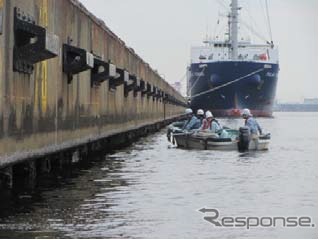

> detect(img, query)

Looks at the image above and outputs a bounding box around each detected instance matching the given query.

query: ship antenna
[265,0,274,47]
[205,23,209,43]
[230,0,239,60]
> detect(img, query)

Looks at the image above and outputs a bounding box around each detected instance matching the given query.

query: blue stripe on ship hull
[189,61,279,117]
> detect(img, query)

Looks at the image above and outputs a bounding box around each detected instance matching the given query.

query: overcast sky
[80,0,317,102]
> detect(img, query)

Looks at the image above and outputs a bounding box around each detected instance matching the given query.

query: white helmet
[197,109,204,116]
[205,110,213,118]
[242,108,252,117]
[185,108,193,114]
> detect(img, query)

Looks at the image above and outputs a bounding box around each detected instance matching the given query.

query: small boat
[167,121,186,143]
[170,128,271,152]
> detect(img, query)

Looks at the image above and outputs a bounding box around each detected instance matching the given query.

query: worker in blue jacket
[183,108,201,131]
[193,109,205,129]
[242,108,262,136]
[242,108,263,149]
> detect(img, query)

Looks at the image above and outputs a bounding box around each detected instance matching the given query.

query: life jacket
[202,118,220,130]
[201,119,209,130]
[209,119,220,130]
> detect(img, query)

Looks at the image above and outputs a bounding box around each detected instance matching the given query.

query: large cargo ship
[188,0,279,117]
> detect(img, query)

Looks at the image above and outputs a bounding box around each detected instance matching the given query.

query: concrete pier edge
[0,114,185,170]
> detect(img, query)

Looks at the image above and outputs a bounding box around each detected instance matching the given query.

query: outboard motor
[167,128,172,142]
[238,127,250,152]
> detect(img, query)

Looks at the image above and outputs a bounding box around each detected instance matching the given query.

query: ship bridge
[190,40,279,64]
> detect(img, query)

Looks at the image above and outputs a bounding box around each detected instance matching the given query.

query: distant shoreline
[274,110,318,112]
[274,104,318,112]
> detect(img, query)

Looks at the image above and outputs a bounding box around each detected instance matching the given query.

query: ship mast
[230,0,239,60]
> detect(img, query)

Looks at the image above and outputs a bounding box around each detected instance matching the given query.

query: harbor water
[0,112,318,238]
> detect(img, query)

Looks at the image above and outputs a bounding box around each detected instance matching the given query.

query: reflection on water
[0,113,318,238]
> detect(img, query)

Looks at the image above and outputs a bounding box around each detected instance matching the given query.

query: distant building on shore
[274,98,318,112]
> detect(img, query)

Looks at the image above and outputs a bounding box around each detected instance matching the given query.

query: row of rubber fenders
[12,7,187,107]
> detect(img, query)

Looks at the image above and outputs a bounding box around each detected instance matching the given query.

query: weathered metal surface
[0,0,186,168]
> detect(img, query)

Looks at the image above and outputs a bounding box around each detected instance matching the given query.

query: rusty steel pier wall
[0,0,186,171]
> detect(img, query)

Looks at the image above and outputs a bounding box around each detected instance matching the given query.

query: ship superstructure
[188,0,279,117]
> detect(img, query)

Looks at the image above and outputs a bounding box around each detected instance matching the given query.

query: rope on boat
[190,68,265,99]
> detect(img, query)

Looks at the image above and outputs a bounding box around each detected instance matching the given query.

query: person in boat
[242,108,262,136]
[199,111,230,138]
[242,108,263,148]
[196,109,205,127]
[200,111,222,132]
[182,108,201,131]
